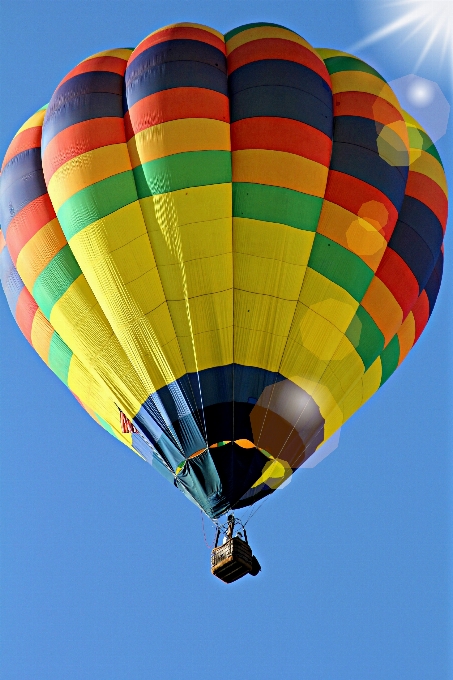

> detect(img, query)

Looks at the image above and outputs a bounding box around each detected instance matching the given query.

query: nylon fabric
[0,22,447,520]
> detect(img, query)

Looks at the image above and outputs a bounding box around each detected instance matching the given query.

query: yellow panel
[49,275,150,410]
[329,71,401,109]
[234,289,295,370]
[234,289,296,336]
[280,304,363,396]
[30,308,54,363]
[233,218,315,265]
[226,26,314,55]
[299,268,358,332]
[361,276,403,347]
[361,357,382,404]
[141,184,231,232]
[408,150,448,196]
[149,218,232,267]
[48,144,132,210]
[316,364,351,408]
[128,119,230,167]
[139,182,233,386]
[89,201,151,253]
[142,301,179,346]
[109,233,159,285]
[279,336,329,384]
[167,290,233,337]
[156,253,232,301]
[317,200,387,271]
[340,378,364,422]
[177,327,233,373]
[296,305,346,362]
[234,252,305,299]
[234,328,287,373]
[329,339,365,389]
[232,149,328,197]
[66,356,136,451]
[16,218,66,290]
[69,206,186,391]
[397,312,415,364]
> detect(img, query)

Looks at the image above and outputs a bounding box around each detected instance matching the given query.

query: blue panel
[230,85,333,137]
[330,141,408,210]
[47,72,124,122]
[125,61,228,110]
[397,195,443,259]
[0,150,47,235]
[42,93,123,150]
[125,39,227,88]
[333,116,408,165]
[0,147,42,193]
[0,247,24,316]
[228,59,332,107]
[425,251,443,315]
[388,221,435,292]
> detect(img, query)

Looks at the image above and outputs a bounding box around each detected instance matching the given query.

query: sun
[351,0,453,75]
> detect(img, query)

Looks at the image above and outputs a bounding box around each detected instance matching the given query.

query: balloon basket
[211,536,254,583]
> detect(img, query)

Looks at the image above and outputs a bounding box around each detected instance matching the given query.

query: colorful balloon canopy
[0,22,447,519]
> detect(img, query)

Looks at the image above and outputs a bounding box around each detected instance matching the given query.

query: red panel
[0,230,6,255]
[333,91,404,126]
[231,117,332,166]
[6,194,57,264]
[376,247,419,319]
[411,290,430,343]
[42,117,126,182]
[2,126,42,171]
[15,287,38,344]
[57,56,129,88]
[125,87,230,140]
[405,171,448,232]
[325,170,398,240]
[129,27,226,65]
[227,38,330,84]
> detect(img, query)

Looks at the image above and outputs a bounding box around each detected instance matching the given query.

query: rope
[200,511,216,550]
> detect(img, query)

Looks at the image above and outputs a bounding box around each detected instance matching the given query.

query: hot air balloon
[0,22,447,582]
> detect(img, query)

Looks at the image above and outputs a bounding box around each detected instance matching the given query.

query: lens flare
[351,0,453,77]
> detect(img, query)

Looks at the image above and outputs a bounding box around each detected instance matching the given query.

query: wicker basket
[211,537,253,583]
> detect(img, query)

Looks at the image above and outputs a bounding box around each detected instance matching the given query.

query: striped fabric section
[0,231,131,444]
[42,40,207,460]
[226,25,333,386]
[0,104,168,463]
[125,23,232,453]
[273,50,404,441]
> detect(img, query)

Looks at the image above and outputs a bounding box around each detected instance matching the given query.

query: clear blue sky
[0,1,451,678]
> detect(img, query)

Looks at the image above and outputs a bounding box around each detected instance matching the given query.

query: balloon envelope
[0,23,447,518]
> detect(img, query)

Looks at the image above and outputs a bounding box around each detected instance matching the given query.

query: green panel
[407,128,443,166]
[224,22,289,41]
[323,56,386,82]
[308,235,374,301]
[58,171,138,240]
[48,332,73,385]
[379,334,400,385]
[346,305,385,370]
[32,244,82,319]
[134,151,232,198]
[233,183,323,231]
